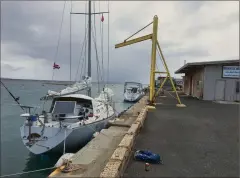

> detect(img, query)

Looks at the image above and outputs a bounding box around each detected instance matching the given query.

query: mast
[88,0,91,96]
[71,0,109,97]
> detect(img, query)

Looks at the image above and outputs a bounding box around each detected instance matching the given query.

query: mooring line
[0,167,56,178]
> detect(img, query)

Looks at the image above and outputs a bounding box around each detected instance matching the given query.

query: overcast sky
[1,1,239,83]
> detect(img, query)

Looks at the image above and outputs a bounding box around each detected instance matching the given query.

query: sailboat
[19,1,115,155]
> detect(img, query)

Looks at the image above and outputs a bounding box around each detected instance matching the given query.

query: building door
[191,78,194,96]
[215,80,225,101]
[189,76,193,95]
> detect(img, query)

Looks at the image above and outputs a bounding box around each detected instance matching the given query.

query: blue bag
[134,150,162,164]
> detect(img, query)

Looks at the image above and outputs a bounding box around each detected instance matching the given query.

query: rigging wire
[70,0,72,81]
[93,1,101,93]
[106,0,110,119]
[99,0,105,86]
[79,1,88,80]
[77,29,88,81]
[101,16,104,86]
[84,1,87,76]
[98,0,102,82]
[52,1,67,80]
[92,28,101,93]
[75,10,88,82]
[107,0,110,86]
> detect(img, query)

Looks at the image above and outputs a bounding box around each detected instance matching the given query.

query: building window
[236,81,240,93]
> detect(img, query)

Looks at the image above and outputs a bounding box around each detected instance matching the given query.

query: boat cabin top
[48,94,105,120]
[124,82,143,93]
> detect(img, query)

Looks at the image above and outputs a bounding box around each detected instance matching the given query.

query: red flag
[101,15,104,22]
[53,62,60,69]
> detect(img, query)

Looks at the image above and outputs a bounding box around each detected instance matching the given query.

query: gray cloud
[184,11,239,37]
[1,1,239,83]
[2,64,24,71]
[165,48,210,58]
[177,1,205,13]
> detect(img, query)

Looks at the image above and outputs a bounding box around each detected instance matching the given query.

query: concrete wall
[203,65,240,101]
[183,68,204,99]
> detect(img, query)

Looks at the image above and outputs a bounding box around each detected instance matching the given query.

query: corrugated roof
[175,59,240,74]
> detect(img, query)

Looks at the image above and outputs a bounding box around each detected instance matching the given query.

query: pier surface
[124,93,239,177]
[49,96,148,177]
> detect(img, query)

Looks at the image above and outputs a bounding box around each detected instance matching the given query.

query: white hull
[123,82,144,102]
[124,92,144,102]
[20,114,115,155]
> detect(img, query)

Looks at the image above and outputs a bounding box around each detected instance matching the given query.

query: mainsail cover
[95,87,114,102]
[41,76,92,100]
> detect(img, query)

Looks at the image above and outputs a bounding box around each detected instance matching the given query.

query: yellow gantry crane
[115,15,186,109]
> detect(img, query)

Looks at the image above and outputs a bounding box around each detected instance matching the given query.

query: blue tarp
[134,150,162,164]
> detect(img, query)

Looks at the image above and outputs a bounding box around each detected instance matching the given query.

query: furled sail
[95,87,114,102]
[40,76,92,100]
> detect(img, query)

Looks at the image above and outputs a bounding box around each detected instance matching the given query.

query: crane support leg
[149,15,158,106]
[114,15,185,108]
[154,75,168,99]
[156,41,184,106]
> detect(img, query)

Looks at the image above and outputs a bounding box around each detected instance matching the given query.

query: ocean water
[0,79,133,177]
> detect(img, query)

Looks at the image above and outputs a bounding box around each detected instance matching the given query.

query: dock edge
[100,106,148,178]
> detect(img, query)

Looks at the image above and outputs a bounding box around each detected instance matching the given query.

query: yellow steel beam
[154,71,167,74]
[115,34,152,49]
[154,75,169,101]
[156,41,182,105]
[149,15,158,104]
[124,21,153,42]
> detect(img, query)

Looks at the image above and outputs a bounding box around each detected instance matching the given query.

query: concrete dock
[49,96,148,177]
[49,92,239,177]
[124,92,239,177]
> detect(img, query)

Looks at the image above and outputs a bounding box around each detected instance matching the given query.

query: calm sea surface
[0,79,134,177]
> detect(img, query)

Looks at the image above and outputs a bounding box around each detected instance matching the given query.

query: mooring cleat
[146,105,156,110]
[176,104,186,107]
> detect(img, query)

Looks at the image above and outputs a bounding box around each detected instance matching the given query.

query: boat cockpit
[49,96,93,122]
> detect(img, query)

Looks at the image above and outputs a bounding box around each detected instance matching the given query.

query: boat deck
[123,93,239,177]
